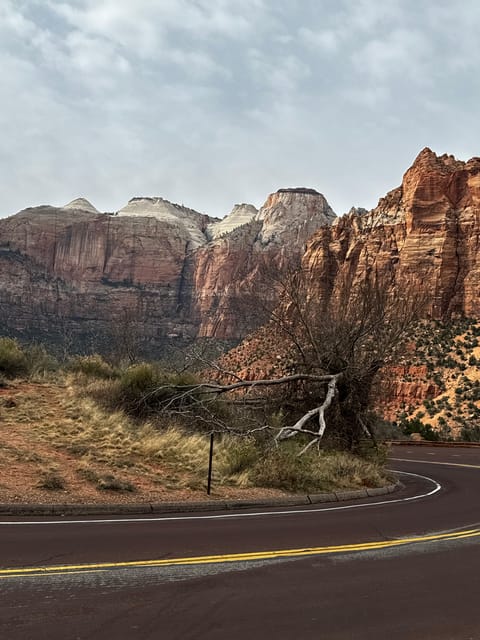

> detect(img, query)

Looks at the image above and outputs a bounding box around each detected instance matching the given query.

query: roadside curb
[0,481,402,517]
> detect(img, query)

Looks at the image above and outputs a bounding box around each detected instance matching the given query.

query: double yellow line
[1,527,479,580]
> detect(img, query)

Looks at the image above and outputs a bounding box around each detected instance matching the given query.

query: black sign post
[207,432,214,495]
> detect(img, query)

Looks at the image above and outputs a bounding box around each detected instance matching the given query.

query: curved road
[1,445,480,639]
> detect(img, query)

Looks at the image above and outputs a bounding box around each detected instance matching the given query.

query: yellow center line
[0,569,106,580]
[1,528,479,578]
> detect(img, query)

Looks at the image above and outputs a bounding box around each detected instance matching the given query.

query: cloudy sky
[1,0,480,219]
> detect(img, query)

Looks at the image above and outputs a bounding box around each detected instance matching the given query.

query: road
[1,445,479,639]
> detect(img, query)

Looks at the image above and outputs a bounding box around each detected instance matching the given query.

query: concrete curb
[0,481,402,517]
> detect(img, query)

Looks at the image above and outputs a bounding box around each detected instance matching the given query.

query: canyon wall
[1,148,479,359]
[0,190,335,350]
[303,148,480,317]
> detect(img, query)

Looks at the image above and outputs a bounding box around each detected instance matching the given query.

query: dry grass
[0,380,285,503]
[0,378,389,504]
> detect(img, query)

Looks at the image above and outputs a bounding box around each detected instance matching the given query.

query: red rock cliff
[304,148,480,318]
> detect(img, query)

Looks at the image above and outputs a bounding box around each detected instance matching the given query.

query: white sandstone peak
[63,198,100,214]
[207,203,258,240]
[117,197,209,249]
[255,188,336,245]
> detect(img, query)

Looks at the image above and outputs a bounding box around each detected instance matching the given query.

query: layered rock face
[304,148,480,318]
[214,149,480,423]
[0,189,335,348]
[192,188,336,337]
[0,205,202,345]
[256,188,335,246]
[206,204,258,240]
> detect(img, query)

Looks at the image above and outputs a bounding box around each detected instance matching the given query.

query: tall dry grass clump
[0,338,58,380]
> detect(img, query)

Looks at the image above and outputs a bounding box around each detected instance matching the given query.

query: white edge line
[0,470,441,527]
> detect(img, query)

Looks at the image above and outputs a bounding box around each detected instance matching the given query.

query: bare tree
[147,267,423,453]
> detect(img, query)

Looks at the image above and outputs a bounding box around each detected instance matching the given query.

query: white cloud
[0,0,480,220]
[299,28,340,53]
[352,28,432,82]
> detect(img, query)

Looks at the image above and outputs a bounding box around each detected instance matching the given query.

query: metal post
[207,432,214,495]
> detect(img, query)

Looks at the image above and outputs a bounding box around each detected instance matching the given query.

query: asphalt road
[1,445,480,639]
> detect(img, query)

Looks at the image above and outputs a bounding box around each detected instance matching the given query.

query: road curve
[1,444,480,639]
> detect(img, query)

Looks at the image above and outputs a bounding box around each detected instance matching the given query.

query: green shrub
[253,445,320,492]
[114,364,185,416]
[69,354,117,379]
[24,344,58,377]
[400,417,440,441]
[88,363,234,429]
[460,425,480,442]
[0,338,28,378]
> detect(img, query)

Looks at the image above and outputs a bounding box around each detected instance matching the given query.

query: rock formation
[0,189,335,351]
[304,148,480,318]
[206,204,258,240]
[1,148,480,362]
[191,188,336,337]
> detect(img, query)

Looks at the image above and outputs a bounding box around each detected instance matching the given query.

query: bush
[37,471,66,491]
[97,474,135,492]
[0,338,28,378]
[23,344,58,377]
[112,364,198,417]
[217,436,259,477]
[460,425,480,442]
[88,363,232,428]
[0,339,58,379]
[69,354,117,379]
[400,417,440,441]
[252,443,387,493]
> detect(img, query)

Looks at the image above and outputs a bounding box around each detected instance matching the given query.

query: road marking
[1,527,478,579]
[0,471,440,527]
[391,458,480,470]
[0,569,106,580]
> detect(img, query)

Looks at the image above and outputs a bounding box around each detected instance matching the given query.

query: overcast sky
[1,0,480,219]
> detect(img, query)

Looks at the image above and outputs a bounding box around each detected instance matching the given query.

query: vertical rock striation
[0,189,336,347]
[304,148,480,318]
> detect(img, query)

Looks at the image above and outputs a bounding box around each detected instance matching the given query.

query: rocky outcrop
[191,189,336,337]
[63,198,100,214]
[206,204,258,240]
[304,148,480,318]
[378,365,441,421]
[256,188,336,246]
[215,150,480,423]
[116,197,216,250]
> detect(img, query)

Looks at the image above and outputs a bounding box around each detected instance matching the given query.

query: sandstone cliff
[191,188,336,337]
[0,189,335,350]
[213,149,480,426]
[2,148,480,361]
[304,148,480,318]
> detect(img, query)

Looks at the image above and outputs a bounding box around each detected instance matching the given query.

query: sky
[1,0,480,219]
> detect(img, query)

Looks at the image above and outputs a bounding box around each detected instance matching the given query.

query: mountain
[303,148,480,318]
[1,147,479,362]
[0,189,335,352]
